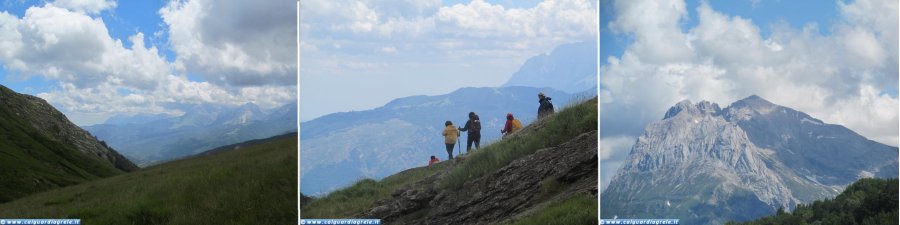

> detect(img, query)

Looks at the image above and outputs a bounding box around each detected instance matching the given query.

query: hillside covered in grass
[302,97,598,225]
[0,133,298,224]
[0,84,138,203]
[728,178,898,225]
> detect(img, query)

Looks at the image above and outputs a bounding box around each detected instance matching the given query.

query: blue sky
[0,0,297,125]
[300,0,599,122]
[599,0,899,191]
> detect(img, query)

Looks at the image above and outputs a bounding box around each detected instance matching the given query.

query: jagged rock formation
[601,95,898,225]
[363,130,598,225]
[0,84,137,202]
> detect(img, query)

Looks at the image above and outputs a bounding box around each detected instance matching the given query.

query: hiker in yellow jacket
[442,121,460,159]
[501,113,522,138]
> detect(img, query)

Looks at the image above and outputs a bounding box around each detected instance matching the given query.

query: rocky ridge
[0,85,137,171]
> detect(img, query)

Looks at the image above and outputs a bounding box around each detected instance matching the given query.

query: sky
[299,0,599,122]
[0,0,297,125]
[600,0,899,191]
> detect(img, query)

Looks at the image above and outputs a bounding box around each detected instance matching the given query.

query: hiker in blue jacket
[538,92,554,119]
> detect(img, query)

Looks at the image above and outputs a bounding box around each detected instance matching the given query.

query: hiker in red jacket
[428,155,440,166]
[501,113,522,138]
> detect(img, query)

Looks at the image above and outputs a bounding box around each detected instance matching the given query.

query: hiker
[442,121,460,159]
[458,112,481,152]
[429,155,440,166]
[500,113,523,137]
[537,92,555,119]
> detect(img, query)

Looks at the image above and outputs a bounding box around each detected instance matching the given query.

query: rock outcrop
[365,130,598,225]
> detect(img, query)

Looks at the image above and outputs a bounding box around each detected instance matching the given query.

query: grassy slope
[301,163,451,218]
[507,193,598,225]
[0,134,298,224]
[302,97,597,223]
[0,87,123,202]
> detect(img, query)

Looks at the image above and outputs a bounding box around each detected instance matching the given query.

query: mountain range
[301,40,598,196]
[503,41,598,93]
[601,95,898,225]
[0,84,137,202]
[83,101,297,166]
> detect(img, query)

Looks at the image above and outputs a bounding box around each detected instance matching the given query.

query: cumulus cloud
[599,135,634,191]
[608,0,691,64]
[300,0,598,73]
[601,0,899,187]
[0,2,297,125]
[0,5,162,90]
[161,0,297,87]
[52,0,116,14]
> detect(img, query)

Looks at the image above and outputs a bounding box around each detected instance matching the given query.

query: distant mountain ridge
[0,84,137,202]
[502,41,598,93]
[601,95,898,225]
[84,101,297,166]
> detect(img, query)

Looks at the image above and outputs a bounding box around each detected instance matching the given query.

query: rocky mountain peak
[663,99,721,119]
[603,95,898,225]
[724,95,780,119]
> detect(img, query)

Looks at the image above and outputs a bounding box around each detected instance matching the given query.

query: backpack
[471,115,481,133]
[544,98,555,112]
[511,119,522,132]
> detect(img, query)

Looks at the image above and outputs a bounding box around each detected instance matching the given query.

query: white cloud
[380,46,397,53]
[300,0,598,70]
[161,0,297,87]
[601,0,899,189]
[2,5,156,89]
[599,136,635,191]
[609,0,692,64]
[0,2,297,125]
[51,0,116,14]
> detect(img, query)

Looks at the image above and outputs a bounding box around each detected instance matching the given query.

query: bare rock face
[0,85,137,172]
[602,95,898,225]
[365,130,598,225]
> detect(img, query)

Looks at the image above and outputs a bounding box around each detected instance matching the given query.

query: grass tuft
[507,194,598,225]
